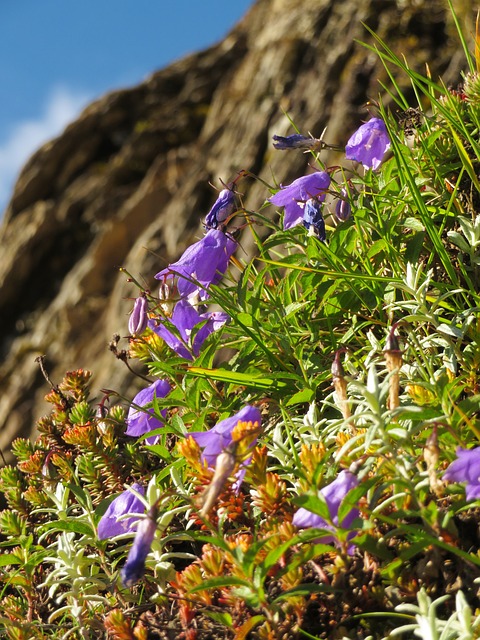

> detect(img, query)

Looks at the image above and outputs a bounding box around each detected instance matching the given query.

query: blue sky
[0,0,254,212]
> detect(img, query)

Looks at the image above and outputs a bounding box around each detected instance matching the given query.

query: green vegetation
[2,8,480,639]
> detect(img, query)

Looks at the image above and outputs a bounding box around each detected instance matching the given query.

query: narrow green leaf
[273,582,335,602]
[187,366,289,390]
[38,520,93,537]
[202,611,233,627]
[188,575,251,593]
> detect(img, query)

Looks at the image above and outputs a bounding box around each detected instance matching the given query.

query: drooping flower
[345,117,391,170]
[97,484,145,539]
[155,229,237,302]
[303,197,326,241]
[125,379,171,444]
[128,296,149,336]
[443,447,480,501]
[121,504,158,587]
[190,404,262,468]
[148,298,230,360]
[204,188,236,229]
[189,404,261,495]
[293,470,360,548]
[273,133,324,151]
[269,171,331,230]
[334,187,352,221]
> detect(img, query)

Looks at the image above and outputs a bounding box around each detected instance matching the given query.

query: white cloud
[0,86,91,213]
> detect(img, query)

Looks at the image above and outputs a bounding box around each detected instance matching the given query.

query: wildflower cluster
[3,10,480,640]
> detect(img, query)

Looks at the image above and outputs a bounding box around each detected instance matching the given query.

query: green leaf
[0,554,23,567]
[65,482,91,511]
[355,533,393,560]
[273,582,335,601]
[367,239,388,259]
[232,615,265,640]
[202,611,233,627]
[286,388,315,406]
[144,443,172,459]
[38,520,93,537]
[188,575,251,593]
[236,312,254,327]
[187,366,289,390]
[292,493,330,521]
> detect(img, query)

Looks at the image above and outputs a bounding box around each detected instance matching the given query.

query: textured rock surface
[0,0,473,459]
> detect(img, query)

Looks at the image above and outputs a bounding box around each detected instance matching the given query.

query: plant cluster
[3,6,480,639]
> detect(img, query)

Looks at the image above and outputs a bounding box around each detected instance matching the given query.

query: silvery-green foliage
[387,588,480,640]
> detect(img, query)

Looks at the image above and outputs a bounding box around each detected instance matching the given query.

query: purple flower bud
[272,134,323,151]
[293,470,360,550]
[303,198,326,241]
[125,379,171,444]
[121,504,157,587]
[345,117,391,170]
[155,229,237,302]
[331,350,347,380]
[444,447,480,501]
[128,296,149,336]
[97,484,145,539]
[204,189,236,229]
[335,188,352,221]
[269,171,331,230]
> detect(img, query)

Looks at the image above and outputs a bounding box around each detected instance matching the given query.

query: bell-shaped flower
[155,229,237,302]
[189,405,261,495]
[269,171,331,230]
[293,470,359,549]
[128,296,149,336]
[121,504,158,587]
[97,483,145,539]
[190,404,261,469]
[149,299,230,360]
[125,379,171,444]
[303,197,326,241]
[204,189,236,229]
[443,447,480,501]
[345,117,390,170]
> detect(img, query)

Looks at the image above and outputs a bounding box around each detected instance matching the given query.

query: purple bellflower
[125,379,171,444]
[293,470,360,549]
[335,188,352,221]
[303,198,326,241]
[121,504,158,587]
[273,134,324,151]
[204,188,236,229]
[97,483,145,539]
[128,296,149,336]
[443,447,480,501]
[190,404,262,467]
[269,171,331,230]
[190,404,261,491]
[148,298,230,360]
[155,229,237,302]
[345,117,391,170]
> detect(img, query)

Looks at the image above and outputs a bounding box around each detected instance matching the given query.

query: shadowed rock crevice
[0,0,473,460]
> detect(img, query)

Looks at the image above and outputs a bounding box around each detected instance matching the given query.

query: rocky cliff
[0,0,473,460]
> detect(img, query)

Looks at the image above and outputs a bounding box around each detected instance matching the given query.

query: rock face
[0,0,473,460]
